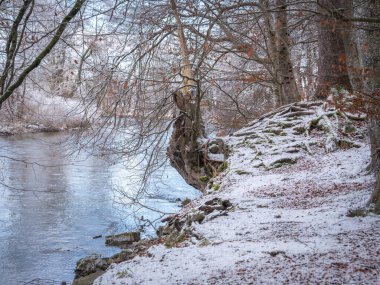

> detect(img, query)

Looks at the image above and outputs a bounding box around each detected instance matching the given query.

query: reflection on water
[0,132,198,285]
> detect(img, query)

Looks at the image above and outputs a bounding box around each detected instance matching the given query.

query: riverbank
[0,94,88,136]
[0,120,86,136]
[91,102,380,284]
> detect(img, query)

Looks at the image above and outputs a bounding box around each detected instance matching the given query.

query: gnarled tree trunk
[167,0,206,190]
[167,95,205,190]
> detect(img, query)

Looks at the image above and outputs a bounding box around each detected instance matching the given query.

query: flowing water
[0,132,199,285]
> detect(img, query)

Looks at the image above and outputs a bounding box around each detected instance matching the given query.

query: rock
[156,226,165,237]
[157,218,183,237]
[109,249,133,263]
[109,239,160,263]
[205,198,221,205]
[346,209,367,217]
[204,198,232,210]
[209,138,224,146]
[221,199,232,209]
[105,232,141,246]
[73,270,104,285]
[75,254,110,278]
[0,131,13,136]
[208,138,225,154]
[161,215,176,223]
[181,198,191,207]
[159,224,175,236]
[198,205,216,214]
[192,212,205,223]
[208,144,220,154]
[267,156,298,169]
[164,229,181,244]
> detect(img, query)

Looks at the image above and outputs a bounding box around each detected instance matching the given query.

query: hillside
[94,102,380,285]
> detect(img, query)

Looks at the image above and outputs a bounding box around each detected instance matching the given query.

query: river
[0,132,199,285]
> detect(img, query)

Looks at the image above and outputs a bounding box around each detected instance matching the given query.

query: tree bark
[361,0,380,212]
[167,98,205,190]
[260,0,300,107]
[167,0,206,190]
[274,0,300,105]
[315,0,352,99]
[260,0,282,107]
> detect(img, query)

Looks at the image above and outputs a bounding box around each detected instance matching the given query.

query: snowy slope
[95,102,380,285]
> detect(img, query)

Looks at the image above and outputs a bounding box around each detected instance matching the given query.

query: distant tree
[315,0,352,99]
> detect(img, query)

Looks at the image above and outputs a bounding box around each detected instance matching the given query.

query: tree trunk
[167,0,206,190]
[361,0,380,212]
[167,98,205,190]
[315,0,352,99]
[274,0,300,105]
[260,0,300,107]
[341,0,363,92]
[260,0,282,107]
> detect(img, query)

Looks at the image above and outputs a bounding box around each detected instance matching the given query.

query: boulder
[208,144,220,154]
[191,212,205,223]
[208,138,225,154]
[105,231,141,247]
[73,270,104,285]
[75,254,110,278]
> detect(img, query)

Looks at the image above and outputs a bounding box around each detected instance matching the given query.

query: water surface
[0,132,198,284]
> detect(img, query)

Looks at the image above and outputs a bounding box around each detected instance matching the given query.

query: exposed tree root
[235,102,366,158]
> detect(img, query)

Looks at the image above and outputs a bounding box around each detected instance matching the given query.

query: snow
[207,153,225,162]
[94,103,380,285]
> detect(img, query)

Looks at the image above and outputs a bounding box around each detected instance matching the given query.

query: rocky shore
[73,197,234,284]
[77,102,380,284]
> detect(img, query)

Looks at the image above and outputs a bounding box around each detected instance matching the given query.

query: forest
[0,0,379,284]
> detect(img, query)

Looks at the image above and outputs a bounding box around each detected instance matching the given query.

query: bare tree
[0,0,86,107]
[315,0,352,99]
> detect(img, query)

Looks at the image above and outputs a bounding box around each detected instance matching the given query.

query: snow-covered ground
[95,102,380,285]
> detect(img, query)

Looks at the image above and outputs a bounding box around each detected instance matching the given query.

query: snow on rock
[95,102,380,285]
